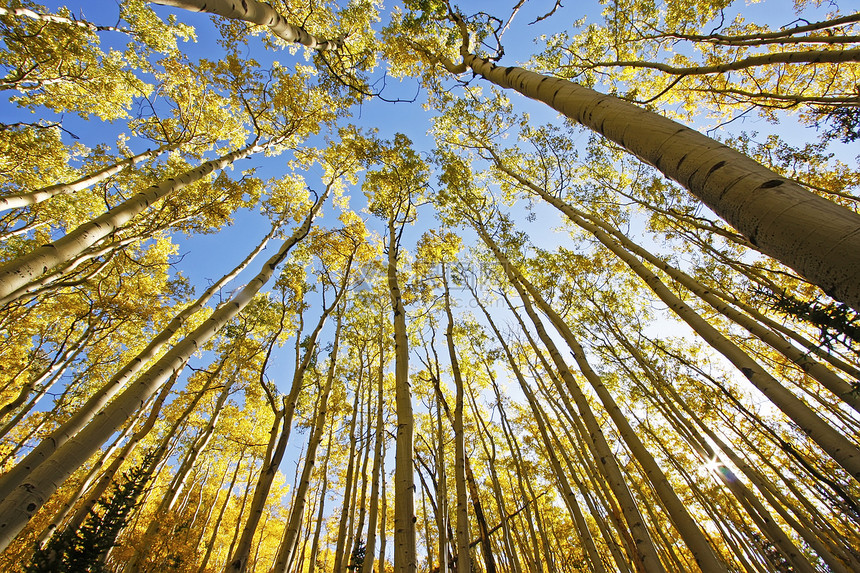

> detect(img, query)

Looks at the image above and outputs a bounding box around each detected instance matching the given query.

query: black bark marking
[759,179,784,189]
[741,367,755,379]
[706,161,727,179]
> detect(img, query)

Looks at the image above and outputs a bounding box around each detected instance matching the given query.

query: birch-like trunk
[0,143,177,212]
[485,165,860,481]
[44,376,176,547]
[475,292,608,573]
[459,52,860,310]
[388,218,416,573]
[226,254,351,573]
[0,221,276,502]
[493,157,860,411]
[475,221,668,573]
[361,333,386,573]
[151,0,339,50]
[0,142,262,302]
[198,459,243,573]
[273,313,341,570]
[442,264,473,573]
[0,188,326,551]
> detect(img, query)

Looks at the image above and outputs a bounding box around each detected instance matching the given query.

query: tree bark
[453,49,860,310]
[492,156,860,412]
[150,0,339,50]
[0,142,263,302]
[272,312,341,570]
[0,143,177,212]
[0,187,327,552]
[388,216,416,573]
[0,220,277,502]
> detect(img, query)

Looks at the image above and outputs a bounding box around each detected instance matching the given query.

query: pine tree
[26,453,154,573]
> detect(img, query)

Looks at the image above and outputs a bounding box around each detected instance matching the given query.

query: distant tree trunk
[124,376,234,571]
[0,143,177,212]
[388,216,416,573]
[333,380,363,573]
[442,264,473,573]
[273,312,342,570]
[198,458,244,573]
[308,426,333,573]
[361,331,386,573]
[434,390,449,573]
[378,435,388,573]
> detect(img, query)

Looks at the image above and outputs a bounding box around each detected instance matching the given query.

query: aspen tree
[226,220,360,573]
[0,141,266,302]
[399,7,860,310]
[272,311,341,569]
[0,222,278,502]
[484,147,860,411]
[0,181,329,551]
[467,233,666,572]
[363,133,429,573]
[150,0,340,50]
[361,321,387,573]
[0,143,177,212]
[470,289,609,573]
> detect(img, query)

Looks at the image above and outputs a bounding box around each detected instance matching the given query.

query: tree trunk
[494,156,860,412]
[443,265,473,573]
[0,143,177,212]
[0,142,264,302]
[0,221,276,502]
[388,217,416,573]
[150,0,339,49]
[361,330,386,573]
[456,50,860,310]
[273,312,342,570]
[0,188,327,552]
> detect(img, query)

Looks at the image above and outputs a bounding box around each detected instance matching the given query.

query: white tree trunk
[151,0,339,50]
[494,158,860,411]
[272,313,341,570]
[0,143,176,212]
[0,143,262,302]
[0,188,326,551]
[388,219,416,573]
[462,54,860,311]
[0,220,277,502]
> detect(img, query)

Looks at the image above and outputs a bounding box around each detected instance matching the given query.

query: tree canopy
[0,0,859,572]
